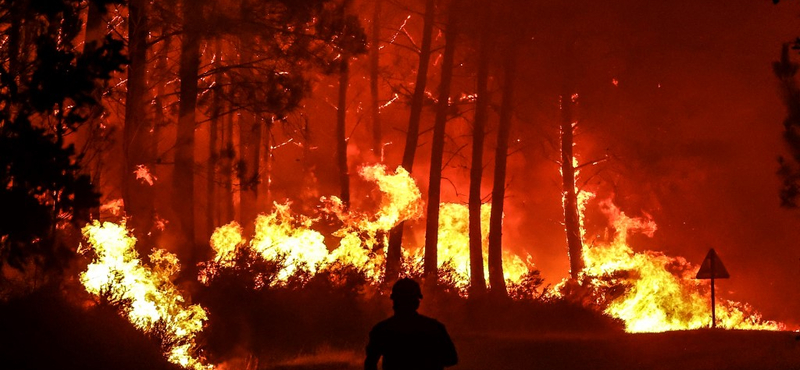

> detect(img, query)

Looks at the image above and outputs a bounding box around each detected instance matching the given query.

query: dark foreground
[268,330,800,370]
[3,288,797,370]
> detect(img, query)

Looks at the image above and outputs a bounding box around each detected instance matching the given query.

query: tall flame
[202,164,533,292]
[250,203,329,284]
[577,199,782,332]
[433,202,528,292]
[80,221,212,369]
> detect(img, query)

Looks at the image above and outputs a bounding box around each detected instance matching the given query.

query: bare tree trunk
[386,0,436,282]
[174,0,201,268]
[337,56,351,206]
[81,0,106,220]
[370,0,383,156]
[239,111,261,226]
[152,35,170,224]
[774,44,800,207]
[423,11,458,283]
[561,89,583,280]
[487,46,519,298]
[206,42,223,238]
[299,115,317,212]
[468,32,490,295]
[399,0,435,175]
[222,105,235,222]
[252,115,262,211]
[236,28,261,226]
[207,110,219,233]
[123,0,155,246]
[261,120,273,210]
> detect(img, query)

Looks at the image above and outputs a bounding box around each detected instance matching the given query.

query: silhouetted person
[365,278,458,370]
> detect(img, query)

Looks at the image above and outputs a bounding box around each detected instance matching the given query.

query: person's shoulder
[371,316,398,332]
[416,313,447,328]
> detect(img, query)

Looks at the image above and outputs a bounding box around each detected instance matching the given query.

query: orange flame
[431,202,529,293]
[134,164,157,186]
[80,221,212,369]
[251,203,329,284]
[576,199,782,332]
[203,165,424,285]
[202,164,533,291]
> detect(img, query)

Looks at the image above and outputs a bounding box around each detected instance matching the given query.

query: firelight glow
[80,221,212,370]
[81,164,783,370]
[201,164,533,292]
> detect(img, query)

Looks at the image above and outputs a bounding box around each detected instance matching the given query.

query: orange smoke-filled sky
[507,0,800,326]
[266,0,800,325]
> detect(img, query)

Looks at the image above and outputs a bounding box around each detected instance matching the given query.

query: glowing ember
[100,198,125,216]
[134,164,157,186]
[79,221,212,369]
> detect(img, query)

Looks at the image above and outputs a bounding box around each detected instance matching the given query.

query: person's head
[390,278,422,313]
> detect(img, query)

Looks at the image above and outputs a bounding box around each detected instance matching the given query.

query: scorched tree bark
[386,0,436,282]
[423,6,459,282]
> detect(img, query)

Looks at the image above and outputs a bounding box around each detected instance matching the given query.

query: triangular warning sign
[695,248,730,279]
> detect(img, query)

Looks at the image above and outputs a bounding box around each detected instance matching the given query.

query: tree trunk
[123,0,155,247]
[152,35,170,224]
[82,0,106,220]
[370,0,383,156]
[207,108,219,235]
[206,42,223,238]
[561,90,583,280]
[487,46,519,298]
[261,119,273,210]
[252,115,262,211]
[174,0,201,267]
[386,0,436,282]
[222,104,235,222]
[239,111,261,226]
[468,32,490,295]
[236,27,261,226]
[774,44,800,207]
[423,11,458,283]
[337,56,351,206]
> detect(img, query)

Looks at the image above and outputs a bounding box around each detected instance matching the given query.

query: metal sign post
[695,248,730,328]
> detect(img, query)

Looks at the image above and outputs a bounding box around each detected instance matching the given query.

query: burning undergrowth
[556,199,783,333]
[198,164,532,294]
[72,164,785,369]
[79,221,212,369]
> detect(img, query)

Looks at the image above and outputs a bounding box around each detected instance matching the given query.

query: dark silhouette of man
[365,278,458,370]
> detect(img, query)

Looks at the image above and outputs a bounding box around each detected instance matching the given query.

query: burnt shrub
[0,285,178,370]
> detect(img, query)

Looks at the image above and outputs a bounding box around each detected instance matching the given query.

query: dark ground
[266,330,800,370]
[3,284,797,370]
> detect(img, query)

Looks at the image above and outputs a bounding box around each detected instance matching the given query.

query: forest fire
[198,164,530,292]
[78,162,782,368]
[80,221,211,369]
[573,200,782,333]
[3,0,800,369]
